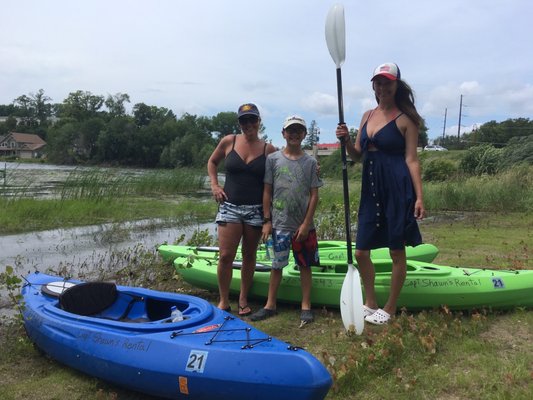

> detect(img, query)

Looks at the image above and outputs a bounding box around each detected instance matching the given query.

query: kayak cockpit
[35,280,214,331]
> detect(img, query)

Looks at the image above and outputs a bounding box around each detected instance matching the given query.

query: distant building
[304,142,340,157]
[0,116,21,123]
[0,132,47,159]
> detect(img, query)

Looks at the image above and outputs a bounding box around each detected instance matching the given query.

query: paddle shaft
[335,67,353,265]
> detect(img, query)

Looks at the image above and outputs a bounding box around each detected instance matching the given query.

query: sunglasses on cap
[238,115,259,124]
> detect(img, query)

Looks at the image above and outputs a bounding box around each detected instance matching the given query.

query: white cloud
[0,0,532,144]
[459,81,481,94]
[301,92,337,115]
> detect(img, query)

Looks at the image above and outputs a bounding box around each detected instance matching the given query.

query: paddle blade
[340,264,364,334]
[325,3,346,68]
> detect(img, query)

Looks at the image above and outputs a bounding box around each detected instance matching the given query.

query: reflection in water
[0,219,215,273]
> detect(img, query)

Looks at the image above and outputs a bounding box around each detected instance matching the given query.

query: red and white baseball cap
[371,62,401,81]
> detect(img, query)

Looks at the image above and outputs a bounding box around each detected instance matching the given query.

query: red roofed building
[0,132,47,159]
[317,143,340,151]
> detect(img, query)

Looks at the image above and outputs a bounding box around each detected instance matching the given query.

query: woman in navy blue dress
[336,62,426,325]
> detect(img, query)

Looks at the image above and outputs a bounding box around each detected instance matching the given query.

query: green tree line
[0,89,243,168]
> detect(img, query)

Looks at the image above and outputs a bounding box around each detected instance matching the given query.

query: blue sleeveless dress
[356,113,422,250]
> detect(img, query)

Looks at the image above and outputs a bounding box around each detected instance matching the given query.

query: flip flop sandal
[238,305,252,316]
[364,308,391,325]
[363,305,378,317]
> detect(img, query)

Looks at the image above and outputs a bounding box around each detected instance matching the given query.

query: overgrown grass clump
[59,167,206,200]
[59,169,131,200]
[133,168,206,195]
[424,165,533,212]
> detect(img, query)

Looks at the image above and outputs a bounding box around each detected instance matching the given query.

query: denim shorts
[270,229,320,270]
[215,201,263,227]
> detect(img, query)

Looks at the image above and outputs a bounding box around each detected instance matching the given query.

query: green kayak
[158,241,439,264]
[173,257,533,310]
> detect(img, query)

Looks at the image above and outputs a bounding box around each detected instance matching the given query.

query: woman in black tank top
[207,103,276,315]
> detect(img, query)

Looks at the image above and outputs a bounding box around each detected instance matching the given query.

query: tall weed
[424,165,533,212]
[60,169,131,201]
[134,168,206,195]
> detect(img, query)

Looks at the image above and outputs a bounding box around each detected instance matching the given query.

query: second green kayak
[158,241,439,264]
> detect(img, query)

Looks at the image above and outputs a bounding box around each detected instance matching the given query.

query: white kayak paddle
[325,3,364,335]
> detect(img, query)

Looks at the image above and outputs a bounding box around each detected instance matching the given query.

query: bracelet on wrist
[262,217,272,224]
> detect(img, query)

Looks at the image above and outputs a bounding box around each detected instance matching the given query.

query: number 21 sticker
[492,278,505,289]
[186,350,209,373]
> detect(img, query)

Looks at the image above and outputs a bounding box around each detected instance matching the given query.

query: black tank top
[224,135,267,205]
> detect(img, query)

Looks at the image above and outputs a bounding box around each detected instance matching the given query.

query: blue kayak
[21,272,332,400]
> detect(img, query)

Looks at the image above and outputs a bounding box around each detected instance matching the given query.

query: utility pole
[457,94,463,140]
[442,108,447,139]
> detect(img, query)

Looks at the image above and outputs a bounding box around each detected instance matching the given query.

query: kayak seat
[59,282,118,316]
[146,298,179,321]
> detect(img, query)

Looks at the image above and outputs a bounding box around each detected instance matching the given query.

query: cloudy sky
[2,0,532,147]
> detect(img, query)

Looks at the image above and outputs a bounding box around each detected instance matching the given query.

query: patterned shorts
[215,202,263,227]
[270,229,320,270]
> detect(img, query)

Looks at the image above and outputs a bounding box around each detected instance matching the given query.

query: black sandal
[249,308,277,321]
[238,305,252,316]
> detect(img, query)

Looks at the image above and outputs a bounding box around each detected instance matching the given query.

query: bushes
[459,144,503,175]
[500,135,533,168]
[423,159,457,181]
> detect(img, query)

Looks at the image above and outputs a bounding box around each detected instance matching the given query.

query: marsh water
[0,161,146,198]
[0,162,216,313]
[0,218,215,274]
